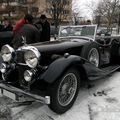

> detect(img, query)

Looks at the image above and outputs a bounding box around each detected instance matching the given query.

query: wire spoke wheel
[58,73,77,107]
[88,48,99,67]
[48,69,80,114]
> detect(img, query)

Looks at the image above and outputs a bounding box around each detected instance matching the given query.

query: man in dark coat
[11,15,40,49]
[36,14,50,42]
[0,23,3,32]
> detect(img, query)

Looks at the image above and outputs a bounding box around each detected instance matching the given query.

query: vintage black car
[0,25,120,114]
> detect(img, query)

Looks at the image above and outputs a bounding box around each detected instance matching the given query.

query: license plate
[0,89,16,100]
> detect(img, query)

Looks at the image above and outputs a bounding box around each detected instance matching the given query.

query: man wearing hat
[36,14,50,42]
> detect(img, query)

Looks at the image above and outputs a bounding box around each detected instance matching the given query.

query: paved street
[0,71,120,120]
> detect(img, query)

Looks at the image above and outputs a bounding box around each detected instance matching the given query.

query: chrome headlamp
[0,63,7,73]
[24,70,33,82]
[24,47,40,68]
[1,45,14,62]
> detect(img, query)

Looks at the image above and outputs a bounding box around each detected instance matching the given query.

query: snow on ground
[1,72,120,120]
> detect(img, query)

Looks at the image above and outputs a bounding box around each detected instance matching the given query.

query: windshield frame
[58,25,97,41]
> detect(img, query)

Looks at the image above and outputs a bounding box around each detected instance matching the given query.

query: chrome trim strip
[17,63,27,66]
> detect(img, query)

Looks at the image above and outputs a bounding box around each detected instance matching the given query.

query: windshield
[59,25,97,39]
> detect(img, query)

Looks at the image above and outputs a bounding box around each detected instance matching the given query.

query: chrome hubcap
[58,73,77,106]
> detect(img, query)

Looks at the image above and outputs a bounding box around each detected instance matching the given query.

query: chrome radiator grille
[15,51,25,63]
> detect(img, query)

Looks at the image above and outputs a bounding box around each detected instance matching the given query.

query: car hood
[30,39,89,53]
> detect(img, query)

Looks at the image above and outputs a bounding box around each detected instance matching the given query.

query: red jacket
[13,18,25,34]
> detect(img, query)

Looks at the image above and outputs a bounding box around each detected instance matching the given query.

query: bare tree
[94,0,119,28]
[72,12,79,25]
[27,0,38,15]
[72,1,83,25]
[85,0,98,20]
[46,0,72,28]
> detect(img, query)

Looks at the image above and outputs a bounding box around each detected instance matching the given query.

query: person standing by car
[0,23,3,32]
[11,15,40,49]
[34,20,42,40]
[36,14,50,42]
[13,14,34,34]
[2,18,13,31]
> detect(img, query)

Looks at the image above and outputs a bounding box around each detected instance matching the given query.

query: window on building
[1,0,17,2]
[47,8,69,15]
[46,0,70,5]
[63,10,69,15]
[18,0,27,4]
[46,0,51,2]
[46,9,51,14]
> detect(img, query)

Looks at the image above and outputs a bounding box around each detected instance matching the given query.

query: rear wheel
[81,43,100,67]
[48,68,80,114]
[88,48,99,67]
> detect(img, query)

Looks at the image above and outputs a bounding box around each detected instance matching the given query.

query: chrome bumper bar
[0,83,50,104]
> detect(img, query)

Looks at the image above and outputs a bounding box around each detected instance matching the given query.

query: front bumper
[0,83,50,104]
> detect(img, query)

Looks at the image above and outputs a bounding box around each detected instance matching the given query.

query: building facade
[34,0,72,24]
[0,0,38,21]
[0,0,72,24]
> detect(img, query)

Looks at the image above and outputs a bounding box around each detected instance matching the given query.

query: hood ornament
[21,36,27,46]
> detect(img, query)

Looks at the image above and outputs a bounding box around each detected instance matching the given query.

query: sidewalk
[0,72,120,120]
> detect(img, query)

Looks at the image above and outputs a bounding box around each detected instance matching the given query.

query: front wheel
[48,68,80,114]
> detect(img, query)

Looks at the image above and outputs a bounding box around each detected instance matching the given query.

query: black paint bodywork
[13,35,120,86]
[0,31,120,107]
[0,31,13,49]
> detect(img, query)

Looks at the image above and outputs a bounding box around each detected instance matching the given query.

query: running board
[101,65,120,73]
[84,64,120,81]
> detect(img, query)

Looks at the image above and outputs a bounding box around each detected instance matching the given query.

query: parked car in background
[0,25,120,114]
[96,27,111,36]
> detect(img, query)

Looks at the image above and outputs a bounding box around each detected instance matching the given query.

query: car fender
[40,55,86,83]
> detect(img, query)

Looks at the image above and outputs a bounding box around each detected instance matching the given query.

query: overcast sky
[72,0,100,20]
